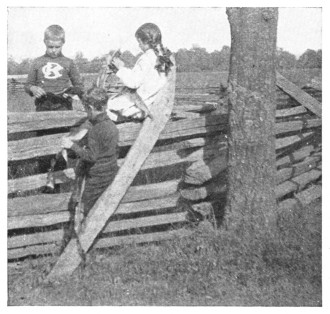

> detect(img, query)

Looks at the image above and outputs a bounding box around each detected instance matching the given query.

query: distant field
[7,69,321,112]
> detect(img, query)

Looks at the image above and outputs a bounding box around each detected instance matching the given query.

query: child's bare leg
[130,94,153,119]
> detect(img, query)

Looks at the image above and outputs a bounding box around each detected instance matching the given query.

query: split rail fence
[8,74,322,261]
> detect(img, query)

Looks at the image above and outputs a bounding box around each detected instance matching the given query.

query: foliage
[8,57,33,75]
[276,48,297,69]
[7,47,322,75]
[297,49,322,69]
[175,45,231,72]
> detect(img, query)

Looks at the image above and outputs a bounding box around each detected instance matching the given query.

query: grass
[7,199,321,306]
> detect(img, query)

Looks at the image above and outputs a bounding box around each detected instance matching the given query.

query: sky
[6,5,322,62]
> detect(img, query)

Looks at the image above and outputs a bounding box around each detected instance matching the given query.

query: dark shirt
[25,52,83,96]
[71,113,119,178]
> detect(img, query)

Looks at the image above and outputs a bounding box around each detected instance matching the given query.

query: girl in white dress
[106,23,173,121]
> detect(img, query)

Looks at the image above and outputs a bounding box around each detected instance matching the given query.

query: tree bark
[224,8,279,240]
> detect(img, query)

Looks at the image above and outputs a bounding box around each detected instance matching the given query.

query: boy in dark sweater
[25,25,84,176]
[25,24,83,111]
[61,87,119,217]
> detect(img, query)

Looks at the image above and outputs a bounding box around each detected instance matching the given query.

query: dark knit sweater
[71,113,119,178]
[25,52,83,95]
[70,112,119,215]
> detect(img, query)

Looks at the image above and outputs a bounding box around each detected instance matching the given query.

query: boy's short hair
[83,87,109,111]
[44,25,65,43]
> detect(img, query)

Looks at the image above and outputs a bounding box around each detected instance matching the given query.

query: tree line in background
[7,46,322,75]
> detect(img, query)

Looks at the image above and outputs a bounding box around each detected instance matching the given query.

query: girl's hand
[112,57,125,70]
[30,86,46,98]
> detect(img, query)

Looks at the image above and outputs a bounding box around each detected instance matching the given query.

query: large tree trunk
[224,8,279,240]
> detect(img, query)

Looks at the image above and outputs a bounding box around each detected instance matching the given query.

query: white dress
[107,49,167,121]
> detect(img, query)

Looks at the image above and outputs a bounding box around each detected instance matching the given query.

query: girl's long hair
[135,23,173,76]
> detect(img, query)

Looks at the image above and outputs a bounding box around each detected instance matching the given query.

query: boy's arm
[70,136,98,164]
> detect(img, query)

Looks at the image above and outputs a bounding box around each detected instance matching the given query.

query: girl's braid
[153,42,173,76]
[151,41,160,58]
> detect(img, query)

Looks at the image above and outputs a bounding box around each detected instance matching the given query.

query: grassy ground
[8,199,321,306]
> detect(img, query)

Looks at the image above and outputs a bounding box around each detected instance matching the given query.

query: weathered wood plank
[8,228,194,259]
[276,106,307,118]
[8,168,76,195]
[180,182,226,201]
[278,185,322,213]
[175,94,219,102]
[275,168,322,199]
[115,193,180,215]
[276,156,321,185]
[9,192,180,219]
[278,119,321,133]
[275,119,321,135]
[8,111,87,134]
[275,132,313,151]
[103,212,187,233]
[8,211,70,229]
[8,180,181,218]
[8,211,187,249]
[172,111,213,119]
[8,243,59,260]
[293,183,322,205]
[172,103,218,113]
[94,228,193,250]
[151,134,226,153]
[276,72,322,117]
[276,145,315,168]
[8,229,64,249]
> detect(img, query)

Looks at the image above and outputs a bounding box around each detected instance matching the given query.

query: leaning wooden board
[46,60,176,281]
[276,72,322,117]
